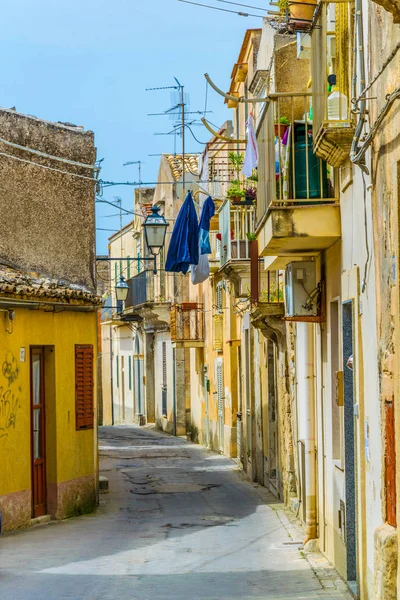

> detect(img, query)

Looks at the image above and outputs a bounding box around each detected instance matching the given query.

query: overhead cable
[0,150,99,181]
[214,0,268,11]
[353,41,400,107]
[0,136,100,171]
[176,0,263,17]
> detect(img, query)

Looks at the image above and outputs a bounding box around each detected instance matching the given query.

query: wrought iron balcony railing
[170,303,204,345]
[219,200,255,267]
[125,270,155,308]
[256,92,335,227]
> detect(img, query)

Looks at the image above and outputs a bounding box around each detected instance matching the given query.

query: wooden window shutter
[128,355,132,391]
[75,345,94,430]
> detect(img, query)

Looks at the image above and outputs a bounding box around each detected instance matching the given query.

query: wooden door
[31,347,46,518]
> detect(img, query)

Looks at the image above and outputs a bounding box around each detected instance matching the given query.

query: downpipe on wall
[296,322,317,543]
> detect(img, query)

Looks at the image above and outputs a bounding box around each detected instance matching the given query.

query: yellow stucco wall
[0,307,97,499]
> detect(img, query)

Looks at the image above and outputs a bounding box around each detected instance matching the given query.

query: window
[128,355,132,391]
[216,283,223,313]
[75,345,94,430]
[127,256,131,279]
[114,262,118,283]
[116,355,119,388]
[213,283,224,351]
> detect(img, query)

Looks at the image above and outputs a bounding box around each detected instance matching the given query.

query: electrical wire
[361,170,370,294]
[0,136,100,171]
[214,0,268,11]
[353,41,400,107]
[176,0,263,17]
[351,86,400,170]
[0,150,99,181]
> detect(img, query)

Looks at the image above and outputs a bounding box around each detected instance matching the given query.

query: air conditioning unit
[296,33,311,60]
[285,260,318,317]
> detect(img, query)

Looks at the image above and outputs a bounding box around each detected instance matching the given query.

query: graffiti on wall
[0,352,21,440]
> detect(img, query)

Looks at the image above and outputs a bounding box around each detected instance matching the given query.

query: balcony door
[31,347,47,518]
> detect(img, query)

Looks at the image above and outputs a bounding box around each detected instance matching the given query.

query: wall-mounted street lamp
[97,204,169,309]
[115,275,129,302]
[144,206,169,271]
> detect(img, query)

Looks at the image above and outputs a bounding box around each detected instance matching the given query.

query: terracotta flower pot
[274,123,289,138]
[289,0,317,26]
[230,196,245,205]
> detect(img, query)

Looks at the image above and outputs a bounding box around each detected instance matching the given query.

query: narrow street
[1,426,350,600]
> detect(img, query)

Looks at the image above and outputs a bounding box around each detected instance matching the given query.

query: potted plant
[227,180,246,204]
[244,186,257,205]
[274,116,289,138]
[228,152,244,179]
[247,170,258,183]
[278,0,289,15]
[288,0,317,27]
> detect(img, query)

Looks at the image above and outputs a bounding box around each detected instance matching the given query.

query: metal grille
[219,202,255,266]
[162,342,167,416]
[170,303,204,343]
[213,284,224,351]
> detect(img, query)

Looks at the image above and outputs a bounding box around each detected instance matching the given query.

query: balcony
[125,270,155,309]
[311,2,355,167]
[256,92,341,258]
[257,270,285,316]
[220,200,255,266]
[123,269,170,327]
[170,303,204,348]
[218,200,255,295]
[252,270,286,339]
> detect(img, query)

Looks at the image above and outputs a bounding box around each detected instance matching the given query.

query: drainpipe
[297,322,317,543]
[350,0,367,169]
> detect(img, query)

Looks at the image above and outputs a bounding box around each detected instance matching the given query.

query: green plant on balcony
[227,180,246,204]
[228,152,244,180]
[247,170,258,183]
[245,186,257,204]
[275,115,289,138]
[278,0,289,14]
[246,232,257,241]
[259,280,284,303]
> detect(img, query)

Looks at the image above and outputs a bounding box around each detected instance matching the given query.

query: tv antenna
[123,160,143,211]
[147,77,209,198]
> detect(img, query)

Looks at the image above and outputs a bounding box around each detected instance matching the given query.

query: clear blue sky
[2,0,262,252]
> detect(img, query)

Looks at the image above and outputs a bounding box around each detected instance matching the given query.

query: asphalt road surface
[0,425,350,599]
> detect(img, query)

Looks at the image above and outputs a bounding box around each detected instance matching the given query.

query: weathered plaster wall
[0,109,96,289]
[368,3,400,597]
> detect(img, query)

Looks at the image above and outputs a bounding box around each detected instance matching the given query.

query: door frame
[30,346,47,519]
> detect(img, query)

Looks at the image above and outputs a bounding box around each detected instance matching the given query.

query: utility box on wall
[285,260,318,317]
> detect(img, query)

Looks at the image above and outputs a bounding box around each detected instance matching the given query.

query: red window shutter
[75,345,94,430]
[386,398,397,527]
